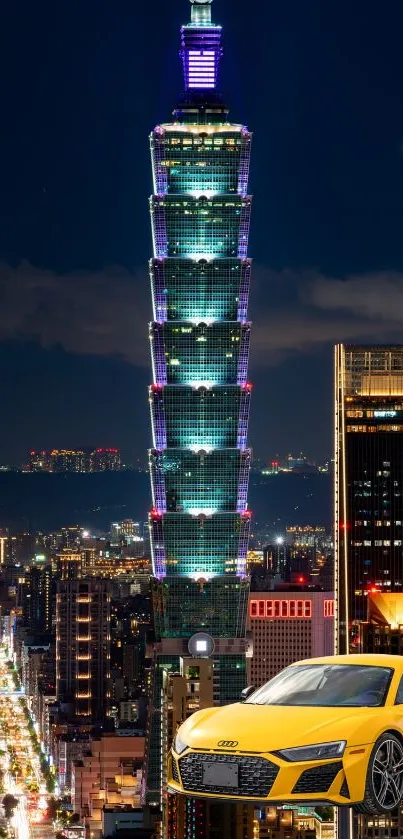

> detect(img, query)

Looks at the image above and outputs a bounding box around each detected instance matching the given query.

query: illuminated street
[0,646,55,839]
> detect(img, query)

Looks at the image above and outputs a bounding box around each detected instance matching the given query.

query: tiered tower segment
[145,0,253,801]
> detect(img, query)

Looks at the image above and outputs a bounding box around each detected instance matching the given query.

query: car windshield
[245,664,393,707]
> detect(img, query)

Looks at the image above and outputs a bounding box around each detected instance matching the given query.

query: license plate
[202,761,238,788]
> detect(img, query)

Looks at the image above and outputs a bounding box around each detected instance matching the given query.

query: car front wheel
[354,733,403,815]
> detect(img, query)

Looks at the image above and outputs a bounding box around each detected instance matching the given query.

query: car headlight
[174,731,188,755]
[277,740,346,762]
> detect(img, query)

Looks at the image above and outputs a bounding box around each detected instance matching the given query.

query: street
[0,646,55,839]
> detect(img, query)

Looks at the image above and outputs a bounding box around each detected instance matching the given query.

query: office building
[28,450,52,471]
[71,730,145,828]
[145,0,252,805]
[286,526,326,545]
[253,807,331,839]
[110,519,142,544]
[90,447,121,471]
[122,643,140,692]
[248,591,335,839]
[29,449,87,472]
[23,564,55,636]
[353,591,403,839]
[119,700,139,723]
[359,590,403,653]
[360,591,403,838]
[334,345,403,839]
[163,658,253,839]
[59,526,82,550]
[28,447,121,472]
[263,540,292,581]
[81,547,96,572]
[56,579,111,722]
[335,345,403,654]
[162,658,213,839]
[56,549,83,580]
[247,591,334,689]
[0,530,14,566]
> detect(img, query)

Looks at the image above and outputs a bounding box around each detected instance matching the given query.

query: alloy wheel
[372,738,403,810]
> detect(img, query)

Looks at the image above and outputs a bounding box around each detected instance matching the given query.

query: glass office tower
[335,344,403,653]
[335,349,403,839]
[145,0,252,802]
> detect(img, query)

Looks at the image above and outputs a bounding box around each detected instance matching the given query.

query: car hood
[180,702,381,752]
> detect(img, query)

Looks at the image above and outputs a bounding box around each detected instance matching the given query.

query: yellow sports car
[168,654,403,814]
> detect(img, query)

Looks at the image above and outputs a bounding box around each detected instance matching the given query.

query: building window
[324,600,335,618]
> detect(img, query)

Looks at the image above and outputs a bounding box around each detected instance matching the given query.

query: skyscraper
[162,660,253,838]
[56,579,111,722]
[56,549,84,580]
[247,591,334,689]
[145,0,252,803]
[335,345,403,839]
[23,564,55,636]
[335,344,403,654]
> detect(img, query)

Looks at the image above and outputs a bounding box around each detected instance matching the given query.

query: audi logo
[217,740,238,748]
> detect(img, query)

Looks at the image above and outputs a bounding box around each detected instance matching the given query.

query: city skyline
[0,2,402,835]
[2,0,403,464]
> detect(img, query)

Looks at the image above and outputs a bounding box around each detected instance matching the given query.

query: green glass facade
[150,514,250,579]
[150,321,250,386]
[150,449,250,514]
[150,129,250,194]
[150,385,250,450]
[151,577,249,639]
[150,195,250,259]
[150,257,250,322]
[144,0,253,805]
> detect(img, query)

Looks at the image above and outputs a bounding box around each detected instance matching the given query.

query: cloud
[307,271,403,322]
[0,261,150,365]
[1,260,403,368]
[249,267,403,364]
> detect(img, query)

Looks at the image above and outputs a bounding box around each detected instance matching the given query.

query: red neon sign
[250,599,312,619]
[324,599,335,618]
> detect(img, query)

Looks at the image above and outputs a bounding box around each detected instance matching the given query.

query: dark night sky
[1,0,403,465]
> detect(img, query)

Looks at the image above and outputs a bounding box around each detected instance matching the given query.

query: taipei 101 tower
[145,0,253,802]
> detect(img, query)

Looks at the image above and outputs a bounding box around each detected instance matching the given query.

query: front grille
[171,756,180,783]
[178,752,279,798]
[292,761,343,794]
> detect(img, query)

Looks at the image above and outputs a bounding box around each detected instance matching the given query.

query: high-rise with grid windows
[144,0,253,807]
[335,345,403,839]
[335,345,403,654]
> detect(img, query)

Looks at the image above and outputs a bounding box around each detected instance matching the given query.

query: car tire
[354,733,403,815]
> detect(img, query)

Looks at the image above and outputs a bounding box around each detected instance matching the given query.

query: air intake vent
[340,776,350,799]
[171,757,180,784]
[292,761,343,794]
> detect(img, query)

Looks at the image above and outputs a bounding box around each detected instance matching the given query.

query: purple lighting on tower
[187,49,217,89]
[180,0,222,91]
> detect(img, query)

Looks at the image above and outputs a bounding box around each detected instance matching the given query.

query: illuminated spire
[190,0,213,26]
[181,0,222,91]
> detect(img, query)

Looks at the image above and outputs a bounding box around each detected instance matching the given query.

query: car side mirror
[240,685,255,701]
